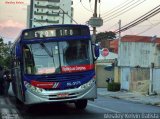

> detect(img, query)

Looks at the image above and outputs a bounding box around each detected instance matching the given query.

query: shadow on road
[10,97,98,119]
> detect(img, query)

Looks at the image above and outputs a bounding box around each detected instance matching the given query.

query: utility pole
[59,7,78,24]
[88,0,103,43]
[93,0,98,37]
[62,10,65,24]
[118,20,121,66]
[118,20,121,42]
[59,8,67,24]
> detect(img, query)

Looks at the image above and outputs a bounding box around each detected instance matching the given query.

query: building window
[41,16,43,19]
[37,9,39,12]
[48,0,60,2]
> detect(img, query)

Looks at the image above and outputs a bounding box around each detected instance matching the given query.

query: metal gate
[120,68,130,90]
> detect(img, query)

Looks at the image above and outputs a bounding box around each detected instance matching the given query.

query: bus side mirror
[16,45,22,61]
[95,45,100,58]
[92,44,100,60]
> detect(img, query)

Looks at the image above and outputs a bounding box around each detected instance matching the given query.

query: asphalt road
[0,93,160,119]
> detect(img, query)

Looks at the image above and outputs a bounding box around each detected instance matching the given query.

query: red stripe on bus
[31,80,54,89]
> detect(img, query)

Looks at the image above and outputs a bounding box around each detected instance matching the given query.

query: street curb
[98,93,160,107]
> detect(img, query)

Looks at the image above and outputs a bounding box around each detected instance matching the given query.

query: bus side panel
[12,65,24,102]
[11,44,25,102]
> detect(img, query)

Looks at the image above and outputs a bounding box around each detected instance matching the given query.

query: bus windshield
[23,42,60,75]
[23,40,92,75]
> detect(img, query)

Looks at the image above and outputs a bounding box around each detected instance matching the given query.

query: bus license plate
[57,93,69,98]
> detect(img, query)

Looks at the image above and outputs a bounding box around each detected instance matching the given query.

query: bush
[107,82,120,91]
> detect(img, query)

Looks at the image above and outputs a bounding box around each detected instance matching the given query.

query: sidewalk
[97,88,160,106]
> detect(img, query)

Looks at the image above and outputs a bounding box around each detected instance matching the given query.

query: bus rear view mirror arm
[92,44,100,61]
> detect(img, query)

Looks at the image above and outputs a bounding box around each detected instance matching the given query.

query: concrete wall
[96,63,114,88]
[119,42,160,67]
[120,67,150,94]
[152,68,160,94]
[130,68,150,93]
[114,67,120,83]
[96,65,160,95]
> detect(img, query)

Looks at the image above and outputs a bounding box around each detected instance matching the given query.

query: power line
[96,4,160,41]
[80,0,93,13]
[103,0,147,23]
[120,5,160,29]
[101,0,135,17]
[89,0,93,12]
[103,0,145,19]
[115,4,160,33]
[59,7,78,24]
[108,23,118,30]
[136,21,160,35]
[147,19,154,26]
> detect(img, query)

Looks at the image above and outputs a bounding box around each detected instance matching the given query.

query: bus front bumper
[24,79,97,105]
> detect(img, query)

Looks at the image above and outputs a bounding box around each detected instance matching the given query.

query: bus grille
[37,70,94,82]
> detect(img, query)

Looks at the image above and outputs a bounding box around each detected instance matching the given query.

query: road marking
[88,103,120,113]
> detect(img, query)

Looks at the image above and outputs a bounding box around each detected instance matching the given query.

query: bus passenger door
[13,58,24,102]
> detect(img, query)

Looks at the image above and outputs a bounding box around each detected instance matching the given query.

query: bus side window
[13,56,20,67]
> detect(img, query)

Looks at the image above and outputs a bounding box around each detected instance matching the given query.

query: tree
[95,31,116,43]
[0,37,11,68]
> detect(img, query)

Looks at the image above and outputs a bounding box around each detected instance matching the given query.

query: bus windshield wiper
[40,42,53,57]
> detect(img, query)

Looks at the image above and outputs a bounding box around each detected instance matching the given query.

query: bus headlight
[24,81,44,93]
[80,79,95,89]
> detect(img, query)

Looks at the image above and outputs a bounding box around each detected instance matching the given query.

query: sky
[0,0,160,42]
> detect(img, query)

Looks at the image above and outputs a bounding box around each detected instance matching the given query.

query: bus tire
[75,99,87,110]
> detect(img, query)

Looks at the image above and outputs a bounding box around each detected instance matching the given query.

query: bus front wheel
[75,100,88,109]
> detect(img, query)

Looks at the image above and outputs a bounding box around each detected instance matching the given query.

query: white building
[27,0,73,28]
[118,35,160,94]
[118,35,160,68]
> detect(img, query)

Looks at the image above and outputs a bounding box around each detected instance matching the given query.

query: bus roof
[22,24,89,33]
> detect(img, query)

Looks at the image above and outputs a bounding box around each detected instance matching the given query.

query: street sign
[101,48,109,57]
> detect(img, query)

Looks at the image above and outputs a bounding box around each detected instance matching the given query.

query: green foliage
[107,82,120,92]
[0,38,11,68]
[96,31,116,43]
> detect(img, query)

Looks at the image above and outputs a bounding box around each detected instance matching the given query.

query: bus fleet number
[67,81,81,87]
